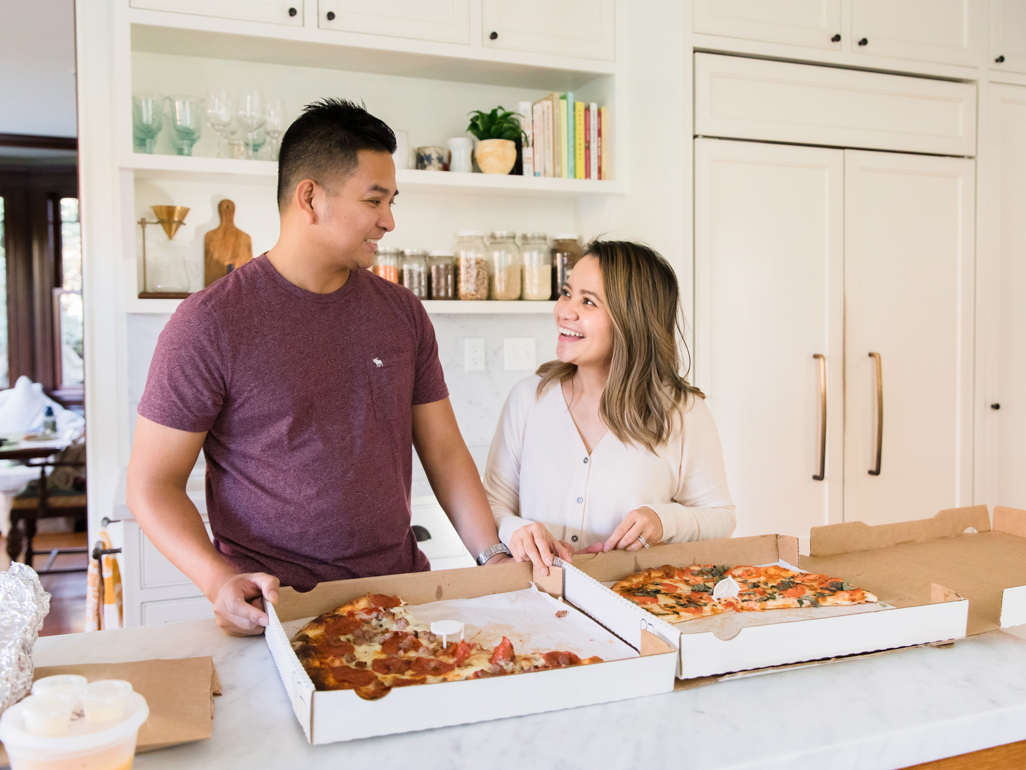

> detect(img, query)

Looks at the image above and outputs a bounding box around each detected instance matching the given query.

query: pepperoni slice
[659,582,680,592]
[367,594,402,609]
[331,665,377,687]
[372,656,412,675]
[324,638,355,657]
[631,595,658,605]
[380,633,404,656]
[324,615,361,637]
[542,650,581,668]
[453,640,474,667]
[782,586,807,598]
[410,657,456,676]
[490,637,515,665]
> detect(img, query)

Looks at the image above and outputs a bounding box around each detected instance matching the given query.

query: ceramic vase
[475,138,516,175]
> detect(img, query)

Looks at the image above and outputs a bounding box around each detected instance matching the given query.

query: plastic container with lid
[455,231,489,301]
[519,233,552,301]
[0,681,149,770]
[551,233,583,299]
[400,249,428,299]
[487,231,522,301]
[427,251,456,300]
[372,247,400,284]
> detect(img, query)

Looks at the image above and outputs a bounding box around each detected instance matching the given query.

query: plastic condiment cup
[430,619,465,646]
[82,680,134,723]
[0,690,149,770]
[31,674,88,698]
[19,693,76,737]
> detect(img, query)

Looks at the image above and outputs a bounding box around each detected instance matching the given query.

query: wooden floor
[1,531,88,636]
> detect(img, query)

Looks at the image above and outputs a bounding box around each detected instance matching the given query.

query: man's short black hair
[276,98,397,210]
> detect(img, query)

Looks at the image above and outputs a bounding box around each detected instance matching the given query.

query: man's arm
[412,399,512,567]
[126,415,278,635]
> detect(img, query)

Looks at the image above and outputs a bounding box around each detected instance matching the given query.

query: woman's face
[554,255,614,369]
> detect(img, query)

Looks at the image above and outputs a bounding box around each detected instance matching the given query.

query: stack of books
[515,96,608,180]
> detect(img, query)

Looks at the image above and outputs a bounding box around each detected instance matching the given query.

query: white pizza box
[264,560,677,745]
[565,526,968,681]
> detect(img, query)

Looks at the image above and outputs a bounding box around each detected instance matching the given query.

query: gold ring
[636,535,650,548]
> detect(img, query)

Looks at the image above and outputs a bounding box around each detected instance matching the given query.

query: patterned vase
[474,139,517,175]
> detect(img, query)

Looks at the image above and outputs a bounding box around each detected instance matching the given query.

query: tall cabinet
[694,59,976,541]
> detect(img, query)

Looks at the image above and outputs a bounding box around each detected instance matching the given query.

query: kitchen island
[32,618,1026,769]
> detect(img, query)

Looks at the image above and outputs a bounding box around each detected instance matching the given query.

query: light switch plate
[504,338,536,371]
[465,338,485,371]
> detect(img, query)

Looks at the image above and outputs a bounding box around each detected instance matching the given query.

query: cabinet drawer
[140,523,212,589]
[130,0,303,26]
[141,596,214,626]
[695,53,977,157]
[318,0,470,44]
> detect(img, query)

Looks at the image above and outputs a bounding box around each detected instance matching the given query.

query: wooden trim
[904,739,1026,769]
[0,134,77,151]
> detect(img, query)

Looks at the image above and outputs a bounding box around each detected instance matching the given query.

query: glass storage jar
[551,234,583,299]
[455,231,489,300]
[372,247,400,284]
[487,231,522,301]
[401,249,428,299]
[520,233,552,301]
[428,251,456,300]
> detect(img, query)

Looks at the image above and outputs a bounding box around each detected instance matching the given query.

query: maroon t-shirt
[138,256,447,590]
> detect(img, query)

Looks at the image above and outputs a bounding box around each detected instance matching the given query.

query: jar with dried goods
[455,231,489,300]
[428,251,456,300]
[487,231,522,301]
[372,248,400,284]
[520,233,552,301]
[551,234,583,299]
[401,249,428,299]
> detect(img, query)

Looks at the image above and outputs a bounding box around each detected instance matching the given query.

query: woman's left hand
[579,507,664,554]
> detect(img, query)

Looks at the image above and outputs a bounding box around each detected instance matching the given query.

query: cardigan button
[583,457,589,463]
[571,535,579,542]
[577,497,583,503]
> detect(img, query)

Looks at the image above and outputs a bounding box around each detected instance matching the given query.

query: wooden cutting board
[204,199,253,287]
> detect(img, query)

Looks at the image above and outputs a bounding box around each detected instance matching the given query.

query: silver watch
[476,542,512,565]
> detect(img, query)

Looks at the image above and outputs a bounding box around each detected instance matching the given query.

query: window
[54,197,83,388]
[0,196,7,389]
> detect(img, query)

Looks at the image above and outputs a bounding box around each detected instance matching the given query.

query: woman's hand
[507,522,575,576]
[578,507,664,554]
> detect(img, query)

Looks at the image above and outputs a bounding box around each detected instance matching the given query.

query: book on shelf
[559,95,569,179]
[589,102,598,181]
[565,92,576,179]
[516,100,534,178]
[574,101,585,180]
[599,106,607,181]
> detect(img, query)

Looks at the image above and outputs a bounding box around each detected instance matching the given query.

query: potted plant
[466,107,526,175]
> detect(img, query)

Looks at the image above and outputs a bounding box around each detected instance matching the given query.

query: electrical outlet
[465,338,485,371]
[504,338,536,371]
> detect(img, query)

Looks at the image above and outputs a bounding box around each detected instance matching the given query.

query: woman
[483,240,735,573]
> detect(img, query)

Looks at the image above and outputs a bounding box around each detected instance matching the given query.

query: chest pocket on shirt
[366,351,408,421]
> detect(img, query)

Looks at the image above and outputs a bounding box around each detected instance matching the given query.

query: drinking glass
[132,92,164,154]
[168,95,205,156]
[264,99,287,161]
[244,127,267,160]
[236,90,266,160]
[205,89,234,158]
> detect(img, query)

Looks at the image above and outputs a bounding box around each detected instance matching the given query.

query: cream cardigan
[484,376,736,551]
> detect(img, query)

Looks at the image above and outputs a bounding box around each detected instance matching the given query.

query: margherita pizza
[291,593,602,700]
[612,565,877,623]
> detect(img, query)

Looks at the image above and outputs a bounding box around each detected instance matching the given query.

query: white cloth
[484,376,736,550]
[0,376,84,436]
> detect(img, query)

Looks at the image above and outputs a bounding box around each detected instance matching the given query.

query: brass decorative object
[138,205,191,299]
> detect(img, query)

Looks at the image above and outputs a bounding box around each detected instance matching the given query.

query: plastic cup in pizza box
[0,682,149,770]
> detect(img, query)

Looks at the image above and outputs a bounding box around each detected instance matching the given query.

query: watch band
[476,542,512,566]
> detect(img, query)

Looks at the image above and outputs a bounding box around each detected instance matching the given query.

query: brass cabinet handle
[868,352,883,475]
[813,354,827,481]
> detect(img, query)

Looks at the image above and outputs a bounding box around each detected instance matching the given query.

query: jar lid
[401,249,428,257]
[551,233,580,242]
[456,230,485,238]
[376,247,400,255]
[489,231,516,239]
[427,250,454,258]
[522,233,548,241]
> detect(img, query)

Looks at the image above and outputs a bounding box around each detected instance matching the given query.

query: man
[127,99,514,637]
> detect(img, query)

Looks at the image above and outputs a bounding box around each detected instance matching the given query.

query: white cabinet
[481,0,615,60]
[696,139,975,538]
[692,0,843,50]
[129,0,303,26]
[851,0,982,67]
[989,0,1026,73]
[843,151,975,526]
[318,0,470,44]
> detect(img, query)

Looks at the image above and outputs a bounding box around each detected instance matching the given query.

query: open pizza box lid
[264,560,677,745]
[566,529,968,681]
[802,505,1026,637]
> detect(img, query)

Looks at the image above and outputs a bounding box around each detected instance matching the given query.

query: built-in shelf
[126,153,623,198]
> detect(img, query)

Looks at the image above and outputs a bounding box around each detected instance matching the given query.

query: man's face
[316,149,397,271]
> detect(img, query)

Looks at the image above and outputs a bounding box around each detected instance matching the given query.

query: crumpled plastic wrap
[0,563,50,715]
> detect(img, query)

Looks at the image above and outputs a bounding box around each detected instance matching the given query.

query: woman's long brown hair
[536,239,703,453]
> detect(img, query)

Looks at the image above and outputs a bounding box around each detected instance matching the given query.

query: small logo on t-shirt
[373,357,383,368]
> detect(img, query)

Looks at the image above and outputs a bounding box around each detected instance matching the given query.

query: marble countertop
[33,621,1026,770]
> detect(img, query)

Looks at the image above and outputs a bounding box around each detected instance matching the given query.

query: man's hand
[577,507,664,554]
[508,522,575,576]
[211,572,280,636]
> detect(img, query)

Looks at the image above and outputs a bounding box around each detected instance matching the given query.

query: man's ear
[294,179,318,224]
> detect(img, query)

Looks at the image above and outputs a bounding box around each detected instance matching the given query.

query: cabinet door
[130,0,302,26]
[481,0,615,61]
[989,0,1026,73]
[851,0,982,66]
[695,139,845,544]
[843,151,975,527]
[693,0,842,51]
[989,85,1026,508]
[319,0,470,45]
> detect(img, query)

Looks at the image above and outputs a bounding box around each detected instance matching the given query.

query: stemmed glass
[264,99,287,161]
[236,90,266,160]
[132,92,164,154]
[206,89,234,159]
[168,94,205,156]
